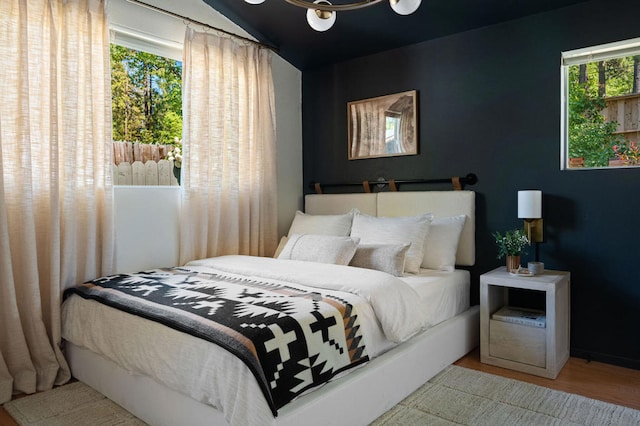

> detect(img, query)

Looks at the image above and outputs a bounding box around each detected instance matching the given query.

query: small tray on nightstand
[509,268,535,277]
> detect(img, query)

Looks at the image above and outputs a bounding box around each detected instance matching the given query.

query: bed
[61,190,480,426]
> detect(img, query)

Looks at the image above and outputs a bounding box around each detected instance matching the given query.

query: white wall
[109,0,302,272]
[272,57,303,238]
[114,186,181,271]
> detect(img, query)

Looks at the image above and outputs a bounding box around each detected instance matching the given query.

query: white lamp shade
[245,0,266,4]
[306,1,336,31]
[518,190,542,219]
[390,0,421,15]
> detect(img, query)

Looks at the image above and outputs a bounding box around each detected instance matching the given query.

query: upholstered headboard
[304,191,475,266]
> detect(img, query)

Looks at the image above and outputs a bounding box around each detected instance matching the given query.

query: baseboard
[571,348,640,371]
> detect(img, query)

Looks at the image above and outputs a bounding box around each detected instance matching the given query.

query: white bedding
[62,256,469,426]
[186,256,428,342]
[402,269,470,327]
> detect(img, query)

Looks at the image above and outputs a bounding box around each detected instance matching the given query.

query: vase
[506,255,520,273]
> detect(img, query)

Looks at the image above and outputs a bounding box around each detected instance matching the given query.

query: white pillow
[349,243,410,276]
[277,234,359,265]
[421,215,466,272]
[350,212,433,273]
[287,210,354,237]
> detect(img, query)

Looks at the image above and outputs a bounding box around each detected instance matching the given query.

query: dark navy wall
[301,0,640,369]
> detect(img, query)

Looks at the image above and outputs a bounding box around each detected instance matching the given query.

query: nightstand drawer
[489,319,546,368]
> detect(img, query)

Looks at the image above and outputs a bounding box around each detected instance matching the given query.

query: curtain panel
[0,0,113,403]
[180,28,278,264]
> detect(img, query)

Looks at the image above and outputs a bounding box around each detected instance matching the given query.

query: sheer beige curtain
[180,28,277,263]
[0,0,113,403]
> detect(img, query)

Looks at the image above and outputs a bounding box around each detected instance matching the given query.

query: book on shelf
[492,306,546,328]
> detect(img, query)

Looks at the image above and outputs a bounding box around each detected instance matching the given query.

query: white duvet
[62,255,430,426]
[187,256,428,342]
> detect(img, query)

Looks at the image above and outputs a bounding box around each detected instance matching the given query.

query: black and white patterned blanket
[63,266,369,415]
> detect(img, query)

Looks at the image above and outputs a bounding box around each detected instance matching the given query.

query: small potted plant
[493,228,529,273]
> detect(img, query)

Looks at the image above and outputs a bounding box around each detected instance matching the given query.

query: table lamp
[518,190,543,244]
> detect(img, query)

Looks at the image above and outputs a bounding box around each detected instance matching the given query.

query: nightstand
[480,267,570,379]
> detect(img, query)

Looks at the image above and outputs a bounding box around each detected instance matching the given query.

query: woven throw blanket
[64,266,369,415]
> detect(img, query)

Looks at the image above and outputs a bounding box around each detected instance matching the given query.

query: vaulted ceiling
[202,0,589,70]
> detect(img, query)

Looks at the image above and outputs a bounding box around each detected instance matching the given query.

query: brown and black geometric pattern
[64,266,369,416]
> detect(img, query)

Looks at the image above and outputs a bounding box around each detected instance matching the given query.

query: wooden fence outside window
[603,93,640,146]
[112,141,179,186]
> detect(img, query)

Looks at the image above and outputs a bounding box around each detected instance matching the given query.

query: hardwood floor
[0,400,18,426]
[455,348,640,411]
[1,350,638,425]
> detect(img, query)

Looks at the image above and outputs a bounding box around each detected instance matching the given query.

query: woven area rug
[2,381,146,426]
[372,365,640,425]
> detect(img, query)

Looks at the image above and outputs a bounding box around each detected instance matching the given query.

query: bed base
[65,305,479,426]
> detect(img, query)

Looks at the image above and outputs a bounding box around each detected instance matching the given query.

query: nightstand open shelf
[480,267,570,379]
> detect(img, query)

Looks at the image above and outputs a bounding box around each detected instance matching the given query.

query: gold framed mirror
[347,90,418,160]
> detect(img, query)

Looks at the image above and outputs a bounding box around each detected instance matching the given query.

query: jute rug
[2,381,146,426]
[372,366,640,425]
[3,366,639,425]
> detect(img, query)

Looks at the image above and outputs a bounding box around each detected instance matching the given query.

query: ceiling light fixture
[245,0,421,32]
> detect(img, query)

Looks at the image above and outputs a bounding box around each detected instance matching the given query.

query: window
[111,44,182,143]
[110,26,183,185]
[561,37,640,169]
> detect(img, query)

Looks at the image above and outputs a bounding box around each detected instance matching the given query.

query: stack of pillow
[275,209,466,276]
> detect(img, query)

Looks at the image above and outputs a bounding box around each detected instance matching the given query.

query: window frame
[109,25,184,186]
[561,37,640,170]
[110,24,182,62]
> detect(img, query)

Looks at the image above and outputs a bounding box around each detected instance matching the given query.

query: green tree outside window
[111,44,182,145]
